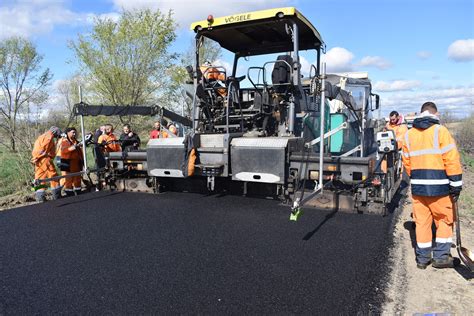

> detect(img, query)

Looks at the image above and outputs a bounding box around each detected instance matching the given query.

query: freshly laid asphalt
[0,191,400,314]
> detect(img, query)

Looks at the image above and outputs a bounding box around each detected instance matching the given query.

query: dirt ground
[383,184,474,314]
[0,191,35,211]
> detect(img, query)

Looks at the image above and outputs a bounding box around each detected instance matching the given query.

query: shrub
[454,113,474,154]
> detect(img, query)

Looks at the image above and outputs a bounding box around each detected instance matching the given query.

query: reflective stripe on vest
[450,180,463,187]
[411,179,449,185]
[403,125,456,158]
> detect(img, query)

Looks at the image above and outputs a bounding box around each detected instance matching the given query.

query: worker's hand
[449,184,462,202]
[128,132,133,137]
[450,191,460,202]
[101,140,107,146]
[75,142,83,148]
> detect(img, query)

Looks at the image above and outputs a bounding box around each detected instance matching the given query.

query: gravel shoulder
[383,191,474,314]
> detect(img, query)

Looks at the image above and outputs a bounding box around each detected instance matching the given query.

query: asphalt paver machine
[146,7,402,216]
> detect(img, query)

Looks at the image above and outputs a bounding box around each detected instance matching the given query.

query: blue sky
[1,0,473,117]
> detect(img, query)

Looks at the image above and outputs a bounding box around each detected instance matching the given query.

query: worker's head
[65,127,77,140]
[169,124,177,135]
[153,121,161,130]
[104,124,113,135]
[49,126,62,138]
[389,111,399,125]
[123,124,131,134]
[420,102,438,115]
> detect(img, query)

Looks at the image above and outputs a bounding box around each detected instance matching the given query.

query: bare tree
[0,37,52,151]
[56,74,85,126]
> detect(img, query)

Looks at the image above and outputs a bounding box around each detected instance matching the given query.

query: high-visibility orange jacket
[31,131,59,188]
[401,116,462,196]
[386,122,408,149]
[60,138,83,161]
[32,131,56,163]
[200,66,225,81]
[98,133,121,153]
[60,137,83,189]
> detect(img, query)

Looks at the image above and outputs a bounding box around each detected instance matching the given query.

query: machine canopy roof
[190,7,323,56]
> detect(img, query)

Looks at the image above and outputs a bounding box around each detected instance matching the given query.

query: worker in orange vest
[402,102,462,269]
[381,111,409,173]
[200,61,226,81]
[98,124,121,153]
[200,61,226,97]
[60,127,84,197]
[161,123,178,138]
[31,126,63,202]
[385,111,408,149]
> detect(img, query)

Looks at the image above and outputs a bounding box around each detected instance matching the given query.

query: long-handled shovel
[454,201,474,272]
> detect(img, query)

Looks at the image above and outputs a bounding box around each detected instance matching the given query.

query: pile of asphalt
[0,191,394,314]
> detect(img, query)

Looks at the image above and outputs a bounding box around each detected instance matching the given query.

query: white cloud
[358,56,392,70]
[374,80,421,92]
[380,85,474,118]
[111,0,290,29]
[299,56,312,77]
[447,39,474,62]
[0,2,72,39]
[322,47,354,73]
[0,1,115,39]
[417,51,432,60]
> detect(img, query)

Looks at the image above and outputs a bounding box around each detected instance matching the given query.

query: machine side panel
[146,138,185,178]
[231,138,289,184]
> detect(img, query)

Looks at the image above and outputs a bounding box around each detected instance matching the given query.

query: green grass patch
[0,149,34,197]
[461,151,474,171]
[459,194,474,217]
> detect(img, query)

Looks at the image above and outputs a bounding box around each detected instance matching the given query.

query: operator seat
[271,55,293,94]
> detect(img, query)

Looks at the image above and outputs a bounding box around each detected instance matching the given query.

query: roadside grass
[459,151,474,217]
[0,148,34,197]
[461,151,474,170]
[0,145,98,199]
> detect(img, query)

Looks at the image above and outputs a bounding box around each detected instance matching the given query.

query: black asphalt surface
[0,191,399,314]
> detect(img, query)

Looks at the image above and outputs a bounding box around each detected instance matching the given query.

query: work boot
[432,255,457,269]
[416,259,431,270]
[51,187,62,200]
[65,190,75,197]
[35,191,46,203]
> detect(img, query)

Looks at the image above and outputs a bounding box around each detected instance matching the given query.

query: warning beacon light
[207,15,214,25]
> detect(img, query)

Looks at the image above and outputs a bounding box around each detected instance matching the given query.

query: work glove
[450,191,460,202]
[101,140,107,146]
[84,133,93,145]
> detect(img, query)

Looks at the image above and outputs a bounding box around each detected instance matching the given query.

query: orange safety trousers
[34,158,59,189]
[412,194,453,246]
[61,159,82,190]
